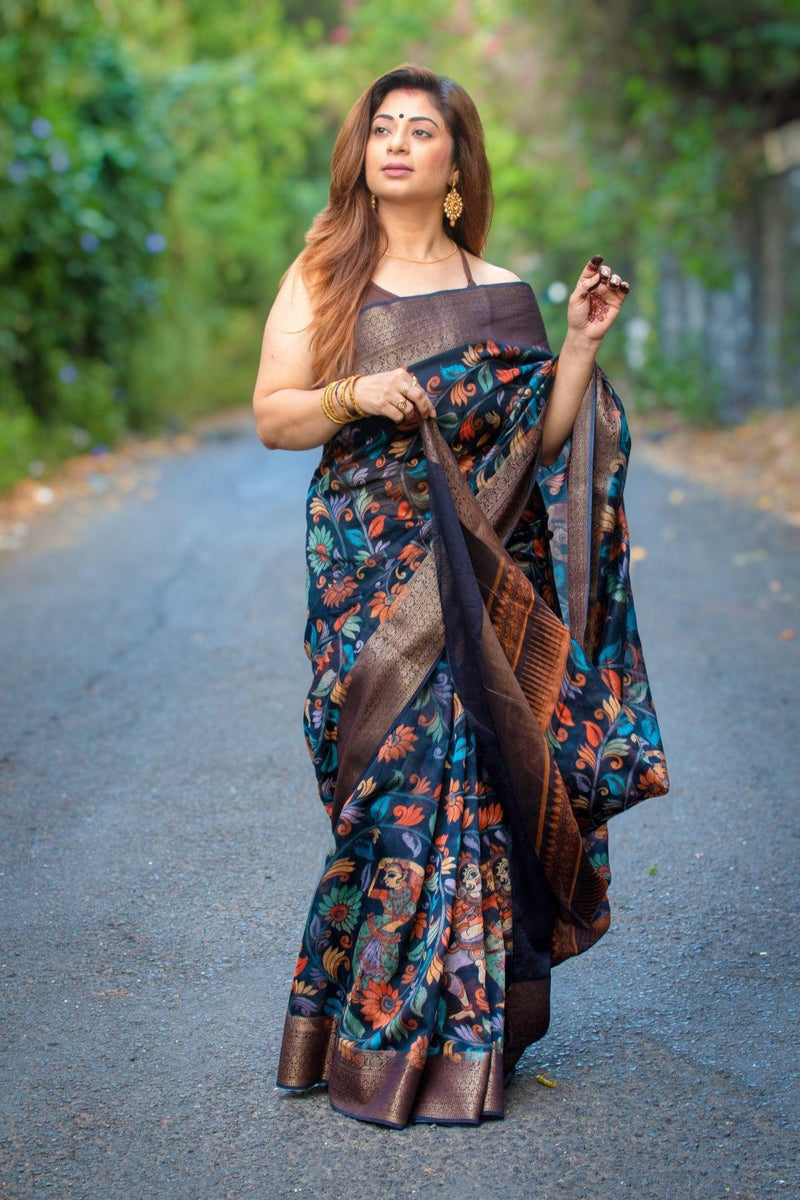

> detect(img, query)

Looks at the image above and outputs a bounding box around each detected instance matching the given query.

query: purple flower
[31,117,52,139]
[80,232,100,253]
[145,232,167,254]
[59,365,79,384]
[50,151,70,173]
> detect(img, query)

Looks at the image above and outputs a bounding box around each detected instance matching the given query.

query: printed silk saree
[276,283,669,1126]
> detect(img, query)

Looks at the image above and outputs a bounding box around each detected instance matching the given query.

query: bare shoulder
[266,257,313,331]
[464,253,522,286]
[255,257,316,395]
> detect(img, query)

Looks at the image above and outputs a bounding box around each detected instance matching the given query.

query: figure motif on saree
[352,858,424,985]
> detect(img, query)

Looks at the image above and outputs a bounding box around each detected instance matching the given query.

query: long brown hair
[298,65,494,383]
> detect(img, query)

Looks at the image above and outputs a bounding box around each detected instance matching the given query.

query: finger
[580,255,604,278]
[609,273,622,290]
[581,271,602,295]
[620,280,630,294]
[401,371,435,418]
[409,384,434,419]
[599,265,611,283]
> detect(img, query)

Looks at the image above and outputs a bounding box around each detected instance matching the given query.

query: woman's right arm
[252,263,433,451]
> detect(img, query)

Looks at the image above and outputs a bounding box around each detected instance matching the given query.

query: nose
[387,123,409,153]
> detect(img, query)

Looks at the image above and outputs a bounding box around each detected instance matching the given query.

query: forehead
[375,88,443,119]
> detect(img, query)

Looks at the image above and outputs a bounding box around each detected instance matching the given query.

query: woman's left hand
[567,255,630,343]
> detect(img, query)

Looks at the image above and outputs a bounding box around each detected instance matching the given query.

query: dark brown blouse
[355,270,550,376]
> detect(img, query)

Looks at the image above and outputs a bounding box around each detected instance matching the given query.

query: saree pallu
[276,284,668,1126]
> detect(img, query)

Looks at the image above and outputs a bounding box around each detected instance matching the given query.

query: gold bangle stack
[320,375,365,425]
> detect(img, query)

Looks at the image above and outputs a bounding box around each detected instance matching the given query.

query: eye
[372,123,390,135]
[412,128,432,138]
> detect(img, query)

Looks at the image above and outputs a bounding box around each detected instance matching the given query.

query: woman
[253,64,668,1127]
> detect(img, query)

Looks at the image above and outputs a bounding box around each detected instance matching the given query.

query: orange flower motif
[322,576,357,607]
[392,803,425,826]
[398,542,425,569]
[408,1035,430,1071]
[445,791,463,823]
[478,801,504,831]
[410,774,432,795]
[360,979,403,1028]
[378,724,417,762]
[637,764,668,793]
[368,589,401,622]
[368,514,387,538]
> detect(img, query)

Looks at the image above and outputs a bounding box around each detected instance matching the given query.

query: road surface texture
[1,416,798,1200]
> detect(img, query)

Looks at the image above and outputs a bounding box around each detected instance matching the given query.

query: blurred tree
[528,0,800,278]
[0,0,174,479]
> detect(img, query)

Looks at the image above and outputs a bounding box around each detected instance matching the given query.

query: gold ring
[401,381,412,398]
[398,398,408,413]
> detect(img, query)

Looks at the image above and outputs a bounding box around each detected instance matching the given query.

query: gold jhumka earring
[443,181,463,227]
[370,193,377,211]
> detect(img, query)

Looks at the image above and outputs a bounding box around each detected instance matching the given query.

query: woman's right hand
[354,368,436,424]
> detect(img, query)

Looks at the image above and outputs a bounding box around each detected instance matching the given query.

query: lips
[383,164,412,175]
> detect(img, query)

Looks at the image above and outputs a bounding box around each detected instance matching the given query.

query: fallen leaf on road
[536,1074,557,1088]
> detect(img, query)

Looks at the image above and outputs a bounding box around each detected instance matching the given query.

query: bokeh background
[2,0,799,490]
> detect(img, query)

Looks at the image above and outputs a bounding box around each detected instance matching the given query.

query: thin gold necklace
[382,242,459,265]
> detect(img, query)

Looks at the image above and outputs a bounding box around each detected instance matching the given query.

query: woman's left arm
[540,256,629,465]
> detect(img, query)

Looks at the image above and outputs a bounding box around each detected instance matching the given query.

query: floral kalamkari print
[292,340,667,1077]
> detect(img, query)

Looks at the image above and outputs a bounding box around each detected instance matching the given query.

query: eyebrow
[374,112,440,128]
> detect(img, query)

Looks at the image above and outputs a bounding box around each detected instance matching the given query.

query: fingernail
[620,281,630,293]
[600,265,611,279]
[590,255,603,265]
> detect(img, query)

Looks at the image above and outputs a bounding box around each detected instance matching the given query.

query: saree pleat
[276,285,668,1126]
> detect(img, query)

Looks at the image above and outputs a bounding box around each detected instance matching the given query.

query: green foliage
[0,0,174,479]
[529,0,800,280]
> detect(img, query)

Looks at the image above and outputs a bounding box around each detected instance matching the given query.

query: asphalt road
[1,417,798,1200]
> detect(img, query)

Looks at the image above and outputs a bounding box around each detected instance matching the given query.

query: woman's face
[458,861,481,900]
[364,88,456,209]
[382,863,404,890]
